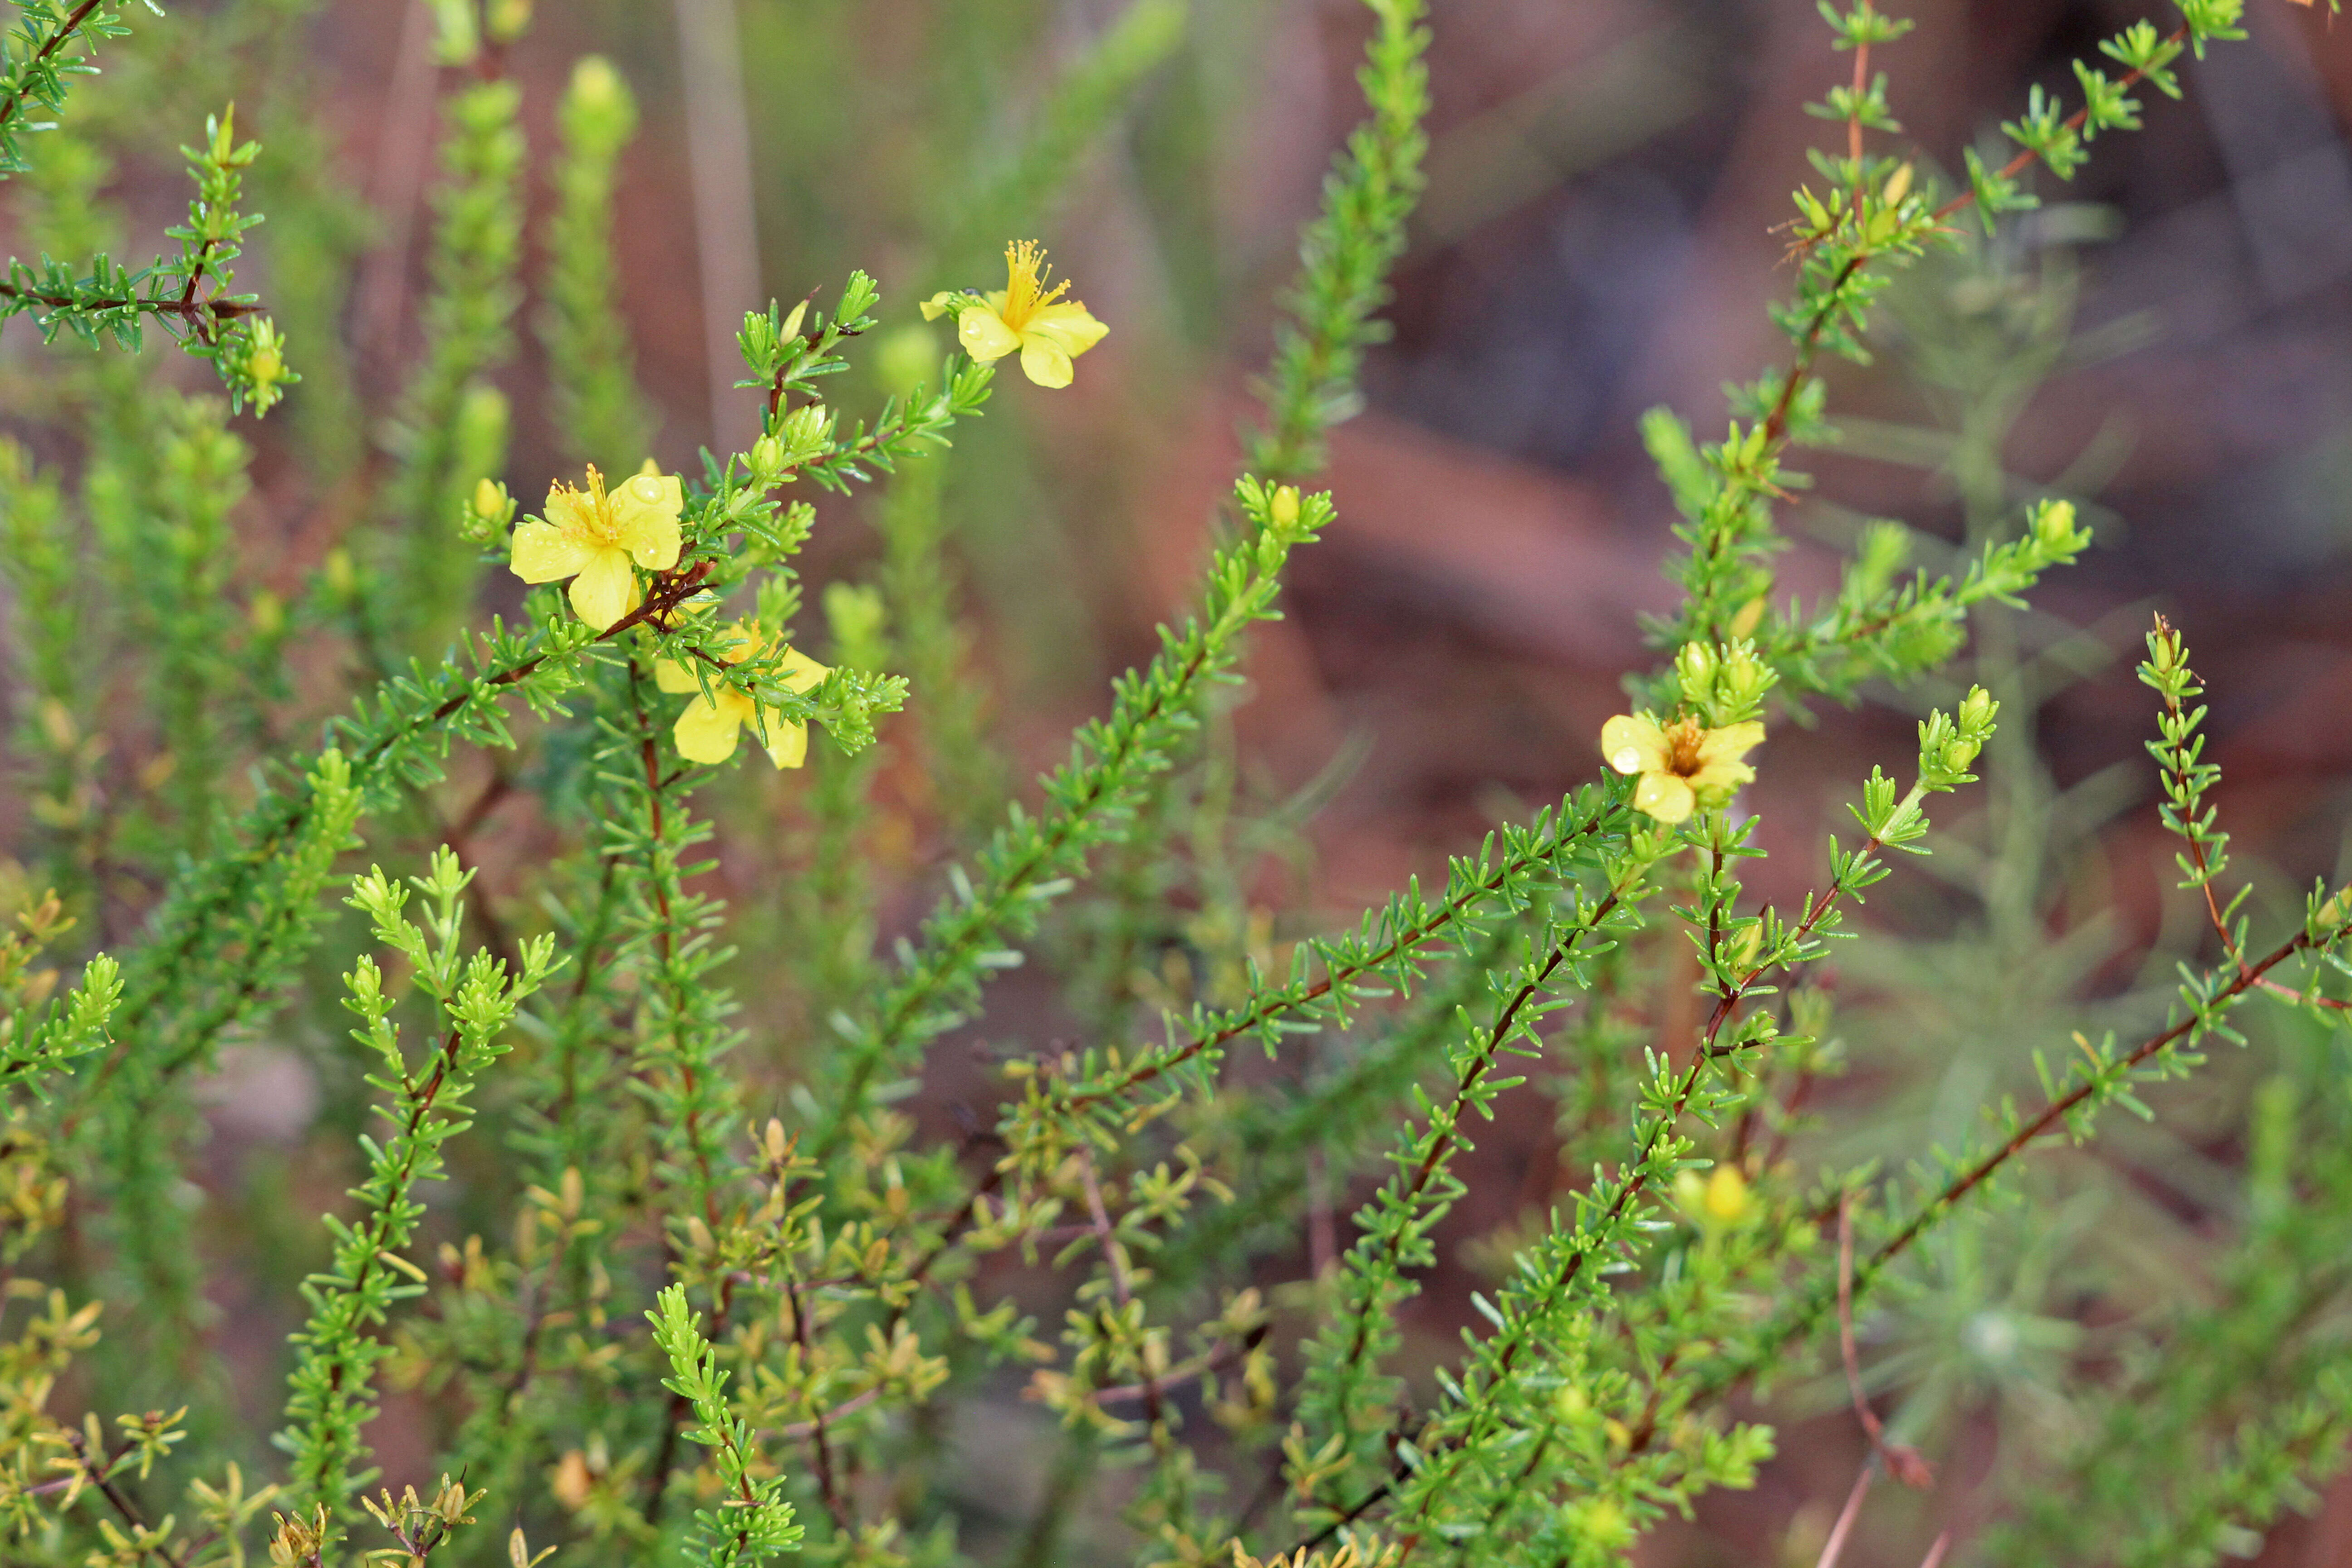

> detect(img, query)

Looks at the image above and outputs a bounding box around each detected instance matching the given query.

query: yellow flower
[655,622,829,769]
[1600,713,1764,824]
[920,240,1107,388]
[509,465,683,631]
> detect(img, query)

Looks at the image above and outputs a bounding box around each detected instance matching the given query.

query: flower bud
[1569,1496,1632,1550]
[2033,499,2079,551]
[569,55,624,115]
[431,0,480,64]
[779,401,833,462]
[486,0,532,43]
[1269,485,1299,531]
[473,478,505,520]
[750,434,784,476]
[551,1450,593,1510]
[1958,685,1997,735]
[1702,1165,1751,1224]
[37,698,76,750]
[1676,639,1718,693]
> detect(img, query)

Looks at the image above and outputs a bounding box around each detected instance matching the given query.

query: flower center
[576,465,624,544]
[1663,718,1707,777]
[1000,240,1070,333]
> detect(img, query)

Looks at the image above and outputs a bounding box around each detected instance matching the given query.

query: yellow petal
[567,547,639,630]
[711,620,761,665]
[759,715,810,769]
[654,657,700,694]
[919,291,958,322]
[510,519,589,584]
[957,305,1021,363]
[1689,757,1758,795]
[1023,302,1107,357]
[544,483,597,534]
[1696,721,1765,768]
[1600,714,1667,776]
[778,647,828,693]
[1633,772,1696,824]
[672,695,745,765]
[610,473,684,570]
[1019,337,1074,388]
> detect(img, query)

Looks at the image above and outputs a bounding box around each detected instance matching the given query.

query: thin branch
[0,0,106,134]
[1838,1195,1933,1488]
[1926,26,2191,225]
[1813,1463,1875,1568]
[1078,1150,1163,1430]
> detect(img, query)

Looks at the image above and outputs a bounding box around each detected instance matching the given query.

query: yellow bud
[485,0,531,43]
[1702,1164,1751,1225]
[550,1450,592,1510]
[750,434,784,475]
[1573,1497,1632,1548]
[473,477,504,519]
[248,344,281,387]
[1269,485,1299,530]
[779,299,810,342]
[323,548,355,597]
[1730,594,1767,637]
[1883,161,1914,206]
[569,55,624,114]
[37,699,76,750]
